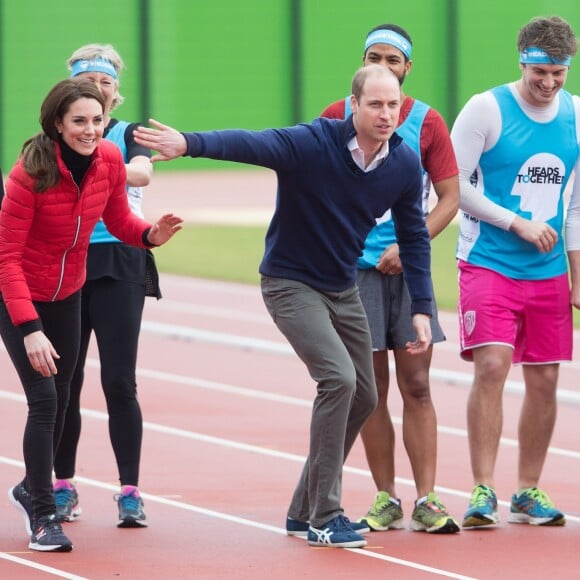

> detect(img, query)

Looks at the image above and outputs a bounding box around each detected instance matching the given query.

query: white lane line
[3,318,580,399]
[140,320,580,405]
[153,300,270,324]
[0,551,88,579]
[1,390,579,523]
[0,457,476,580]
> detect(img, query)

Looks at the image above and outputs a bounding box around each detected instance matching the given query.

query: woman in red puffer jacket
[0,78,182,553]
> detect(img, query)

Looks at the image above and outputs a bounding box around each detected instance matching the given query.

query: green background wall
[1,0,579,173]
[455,0,580,107]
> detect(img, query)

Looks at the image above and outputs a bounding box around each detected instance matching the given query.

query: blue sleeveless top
[90,120,145,244]
[457,85,578,279]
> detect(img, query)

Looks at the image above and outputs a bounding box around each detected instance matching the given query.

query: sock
[121,485,139,497]
[54,479,74,490]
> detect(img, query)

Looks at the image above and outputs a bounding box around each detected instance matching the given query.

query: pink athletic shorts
[458,261,572,363]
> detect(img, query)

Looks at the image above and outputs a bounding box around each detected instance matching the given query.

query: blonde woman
[53,44,157,528]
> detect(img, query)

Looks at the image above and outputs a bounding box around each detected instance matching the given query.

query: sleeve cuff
[19,318,43,337]
[142,228,158,248]
[411,299,433,318]
[182,133,202,157]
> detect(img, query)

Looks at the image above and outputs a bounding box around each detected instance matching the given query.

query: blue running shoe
[287,516,369,537]
[115,488,148,528]
[55,481,82,522]
[462,484,499,528]
[307,515,367,548]
[508,487,565,526]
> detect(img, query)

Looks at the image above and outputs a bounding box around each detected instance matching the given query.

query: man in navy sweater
[134,64,433,549]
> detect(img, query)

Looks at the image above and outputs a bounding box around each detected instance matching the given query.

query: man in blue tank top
[451,16,580,529]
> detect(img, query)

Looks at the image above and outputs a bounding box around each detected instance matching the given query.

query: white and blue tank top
[90,120,145,244]
[457,85,578,279]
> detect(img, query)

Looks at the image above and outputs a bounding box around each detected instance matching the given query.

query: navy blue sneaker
[307,515,367,548]
[286,516,310,537]
[286,515,369,537]
[29,514,73,552]
[8,483,33,536]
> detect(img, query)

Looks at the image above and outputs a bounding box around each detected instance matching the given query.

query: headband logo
[364,30,412,60]
[519,46,571,66]
[70,58,118,80]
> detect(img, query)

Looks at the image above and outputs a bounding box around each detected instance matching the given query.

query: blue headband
[519,46,571,66]
[70,57,118,80]
[364,29,412,60]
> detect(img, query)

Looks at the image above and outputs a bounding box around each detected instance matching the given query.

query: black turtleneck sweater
[59,137,92,187]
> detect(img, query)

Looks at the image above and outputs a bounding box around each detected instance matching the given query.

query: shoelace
[370,495,395,515]
[522,487,554,508]
[36,516,65,536]
[119,492,141,510]
[370,501,388,515]
[472,486,495,507]
[55,487,73,507]
[45,519,65,534]
[333,515,354,531]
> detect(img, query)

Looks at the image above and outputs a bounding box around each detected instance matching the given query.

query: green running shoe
[358,491,404,531]
[410,492,460,534]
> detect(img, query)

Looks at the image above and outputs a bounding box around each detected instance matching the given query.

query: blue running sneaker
[8,482,33,536]
[307,515,367,548]
[115,487,148,528]
[287,516,369,537]
[55,481,82,522]
[508,487,565,526]
[462,484,499,528]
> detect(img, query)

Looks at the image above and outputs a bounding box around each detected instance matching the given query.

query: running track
[2,274,580,579]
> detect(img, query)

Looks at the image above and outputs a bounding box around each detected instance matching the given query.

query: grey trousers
[261,276,377,527]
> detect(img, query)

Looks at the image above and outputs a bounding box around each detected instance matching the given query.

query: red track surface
[2,274,580,579]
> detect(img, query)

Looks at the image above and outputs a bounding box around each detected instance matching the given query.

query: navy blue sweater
[183,116,432,316]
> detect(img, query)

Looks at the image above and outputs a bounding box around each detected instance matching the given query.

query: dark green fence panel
[1,0,579,173]
[300,0,452,125]
[145,0,293,170]
[456,1,580,112]
[0,0,143,172]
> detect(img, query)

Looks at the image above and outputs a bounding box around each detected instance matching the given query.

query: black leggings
[54,277,145,486]
[0,292,81,519]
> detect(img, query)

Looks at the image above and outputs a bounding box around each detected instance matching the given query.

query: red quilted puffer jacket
[0,140,153,327]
